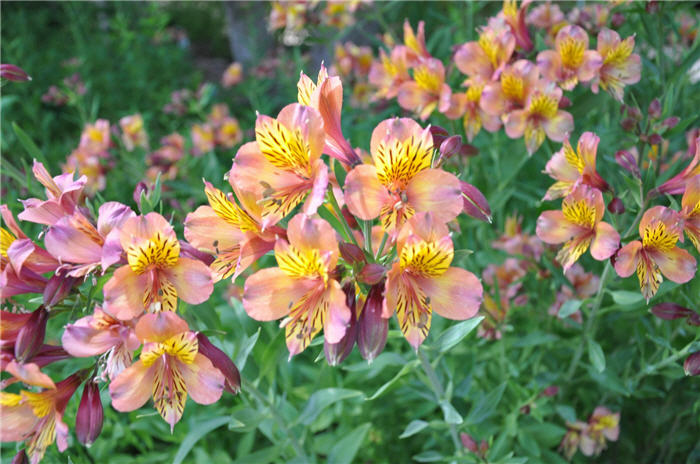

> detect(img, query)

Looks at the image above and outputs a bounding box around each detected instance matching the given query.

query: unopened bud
[358,263,387,285]
[196,333,241,394]
[339,242,366,265]
[542,385,559,397]
[460,433,479,453]
[0,64,31,82]
[357,285,388,362]
[439,135,462,160]
[647,133,663,145]
[460,181,491,222]
[76,381,103,446]
[324,283,357,366]
[627,106,642,120]
[607,197,625,214]
[14,307,48,363]
[558,96,571,109]
[684,352,700,376]
[648,99,661,120]
[429,126,449,148]
[687,312,700,326]
[615,150,640,178]
[460,143,479,158]
[341,206,358,229]
[646,1,659,14]
[11,449,28,464]
[132,182,149,207]
[651,303,693,320]
[43,272,76,307]
[661,116,679,130]
[611,12,625,28]
[620,118,636,132]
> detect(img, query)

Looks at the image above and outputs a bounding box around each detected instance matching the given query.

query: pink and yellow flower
[454,17,515,81]
[343,118,463,234]
[504,82,574,154]
[527,1,564,31]
[536,184,620,271]
[79,119,111,154]
[480,59,539,117]
[614,206,697,301]
[242,214,351,356]
[221,62,243,88]
[191,123,216,156]
[215,117,243,148]
[61,307,139,381]
[501,0,533,52]
[681,175,700,251]
[543,131,609,200]
[185,179,283,281]
[447,79,502,142]
[654,137,700,196]
[384,213,483,349]
[591,28,641,102]
[537,25,602,90]
[397,57,452,121]
[109,312,224,431]
[103,212,214,320]
[581,407,620,457]
[402,20,430,65]
[229,103,329,229]
[369,46,411,100]
[119,114,148,151]
[0,361,83,464]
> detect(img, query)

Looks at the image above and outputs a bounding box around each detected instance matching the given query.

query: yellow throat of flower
[141,332,198,367]
[563,142,585,174]
[127,232,180,274]
[413,65,441,93]
[466,83,484,103]
[603,39,634,66]
[559,36,585,68]
[205,185,259,232]
[277,244,329,283]
[1,227,16,258]
[529,93,558,119]
[501,72,525,103]
[256,119,312,177]
[400,239,453,277]
[374,135,433,192]
[562,198,596,229]
[478,33,500,68]
[642,222,678,252]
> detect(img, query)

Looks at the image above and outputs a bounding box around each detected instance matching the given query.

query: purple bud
[133,181,149,207]
[620,118,636,132]
[14,307,48,363]
[358,263,387,285]
[429,126,449,148]
[684,352,700,376]
[196,333,241,394]
[607,197,625,215]
[43,272,77,308]
[627,106,643,120]
[179,240,215,266]
[648,133,663,145]
[357,284,388,362]
[687,312,700,326]
[661,116,679,130]
[460,143,479,157]
[651,303,693,320]
[0,64,31,82]
[611,12,625,28]
[542,385,559,397]
[646,1,659,14]
[460,181,491,222]
[615,150,640,178]
[439,135,462,160]
[558,96,571,109]
[324,284,357,366]
[11,450,28,464]
[339,242,366,265]
[76,381,103,446]
[460,433,479,453]
[648,99,661,120]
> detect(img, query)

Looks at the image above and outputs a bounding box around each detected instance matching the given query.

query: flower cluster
[367,2,640,153]
[560,407,620,459]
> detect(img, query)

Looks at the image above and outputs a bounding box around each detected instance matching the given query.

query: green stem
[327,188,361,250]
[375,232,389,260]
[243,379,310,462]
[417,348,463,457]
[631,340,696,385]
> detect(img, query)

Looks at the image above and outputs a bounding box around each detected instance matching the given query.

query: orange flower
[591,28,641,102]
[397,58,452,121]
[537,25,602,90]
[455,17,515,81]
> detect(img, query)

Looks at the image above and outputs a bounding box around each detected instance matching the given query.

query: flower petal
[536,210,582,244]
[344,164,390,220]
[109,360,156,412]
[242,267,317,321]
[613,241,641,278]
[591,221,620,261]
[161,258,213,305]
[406,169,463,224]
[103,265,151,320]
[418,267,483,320]
[323,280,351,344]
[178,354,224,405]
[543,110,574,142]
[651,247,697,284]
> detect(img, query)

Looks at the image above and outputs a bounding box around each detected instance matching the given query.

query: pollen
[562,199,596,229]
[400,240,453,277]
[127,232,180,274]
[559,36,585,68]
[528,94,558,119]
[501,72,524,102]
[642,222,678,252]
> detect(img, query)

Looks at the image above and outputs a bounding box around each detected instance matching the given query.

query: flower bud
[661,116,679,130]
[43,272,77,308]
[14,307,48,363]
[611,12,625,28]
[687,312,700,326]
[357,284,388,362]
[647,133,663,146]
[76,381,103,446]
[460,433,479,453]
[460,181,491,223]
[558,96,571,109]
[684,352,700,376]
[648,99,661,120]
[615,150,640,178]
[358,263,387,285]
[646,1,659,14]
[438,135,462,160]
[459,143,479,158]
[651,303,693,320]
[339,242,366,265]
[0,64,31,82]
[324,284,357,366]
[542,385,559,397]
[196,333,241,394]
[11,449,28,464]
[429,125,449,148]
[132,181,149,207]
[341,206,358,229]
[620,117,636,132]
[607,197,625,215]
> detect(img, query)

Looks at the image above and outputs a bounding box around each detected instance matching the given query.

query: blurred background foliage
[1,1,700,463]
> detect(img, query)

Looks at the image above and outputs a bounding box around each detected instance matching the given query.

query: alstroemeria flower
[119,114,148,151]
[343,118,463,234]
[543,131,609,200]
[455,17,515,81]
[591,28,641,102]
[297,64,360,166]
[504,82,574,154]
[79,119,111,154]
[537,25,602,90]
[581,407,620,457]
[242,214,351,357]
[384,213,483,349]
[0,361,83,464]
[229,103,329,229]
[62,307,139,381]
[44,202,135,277]
[397,58,452,121]
[215,117,243,148]
[221,62,243,88]
[103,212,214,320]
[681,175,700,251]
[537,185,620,271]
[191,123,216,156]
[480,59,539,117]
[109,312,224,431]
[18,160,87,227]
[654,137,700,196]
[185,179,283,281]
[527,1,565,31]
[403,20,430,65]
[369,46,411,100]
[446,80,501,142]
[614,206,697,301]
[501,0,533,52]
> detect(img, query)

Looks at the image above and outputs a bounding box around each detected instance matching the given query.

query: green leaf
[366,361,418,400]
[12,122,48,165]
[439,400,463,425]
[297,388,364,425]
[610,290,643,306]
[172,416,229,464]
[555,405,577,423]
[326,423,371,464]
[228,407,266,433]
[412,450,444,462]
[431,316,484,353]
[587,339,606,372]
[234,328,260,371]
[517,429,541,457]
[558,299,582,319]
[399,420,429,439]
[523,423,567,448]
[465,382,506,426]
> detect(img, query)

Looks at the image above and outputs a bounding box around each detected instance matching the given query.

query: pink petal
[302,159,328,216]
[536,50,561,82]
[405,169,463,223]
[242,267,318,321]
[418,267,483,320]
[591,221,620,260]
[545,145,581,183]
[0,402,38,442]
[17,199,67,226]
[454,42,492,79]
[103,265,150,320]
[5,360,56,389]
[479,83,506,116]
[543,110,574,142]
[344,164,391,220]
[286,214,338,262]
[613,241,642,278]
[119,213,176,252]
[135,312,189,343]
[96,202,135,237]
[578,50,602,83]
[61,318,122,357]
[323,280,351,344]
[184,205,243,253]
[504,110,527,139]
[651,247,697,284]
[178,354,224,405]
[161,258,213,305]
[45,216,103,265]
[109,360,156,412]
[536,210,583,244]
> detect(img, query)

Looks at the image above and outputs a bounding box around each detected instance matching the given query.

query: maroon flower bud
[133,181,149,207]
[520,404,531,414]
[43,272,77,308]
[620,117,636,132]
[460,181,491,223]
[179,240,215,266]
[615,150,640,178]
[648,99,661,120]
[14,307,48,363]
[429,125,449,148]
[651,303,693,320]
[687,312,700,326]
[32,344,70,367]
[647,133,663,145]
[76,381,103,446]
[684,352,700,376]
[357,284,388,362]
[324,284,358,366]
[611,12,625,28]
[11,449,28,464]
[607,197,625,214]
[0,64,31,82]
[542,385,559,397]
[339,242,366,265]
[627,106,643,120]
[358,263,387,285]
[341,206,358,229]
[558,96,571,109]
[661,116,679,130]
[196,333,241,394]
[479,440,489,456]
[438,135,462,161]
[460,432,479,453]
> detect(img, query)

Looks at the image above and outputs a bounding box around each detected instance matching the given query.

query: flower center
[603,40,633,66]
[256,119,312,177]
[276,244,328,283]
[127,232,180,274]
[141,332,198,367]
[0,227,16,258]
[466,83,484,103]
[529,93,558,119]
[562,199,596,229]
[375,135,433,192]
[563,143,585,174]
[642,222,678,252]
[501,72,524,103]
[559,37,585,68]
[413,65,441,93]
[400,239,453,277]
